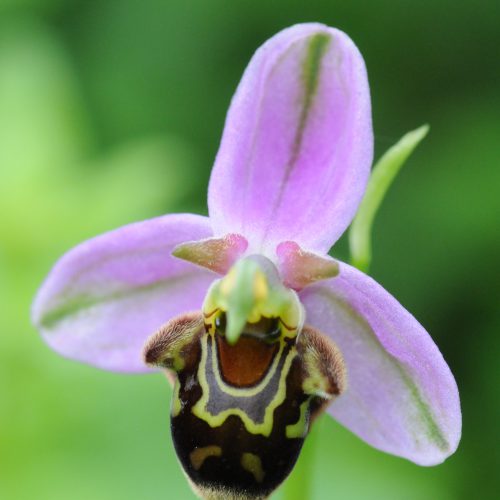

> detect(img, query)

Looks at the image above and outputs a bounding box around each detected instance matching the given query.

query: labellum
[144,256,346,500]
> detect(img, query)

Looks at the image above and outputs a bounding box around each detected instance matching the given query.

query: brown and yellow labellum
[144,311,345,500]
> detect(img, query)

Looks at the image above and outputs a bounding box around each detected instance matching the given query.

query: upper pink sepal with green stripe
[208,23,373,256]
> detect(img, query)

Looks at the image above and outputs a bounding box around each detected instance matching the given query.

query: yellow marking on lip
[241,452,265,483]
[286,399,310,439]
[211,334,284,398]
[192,333,296,437]
[279,318,296,331]
[171,378,182,417]
[189,445,222,471]
[203,308,220,319]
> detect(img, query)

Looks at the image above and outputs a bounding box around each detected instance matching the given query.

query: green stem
[349,124,430,273]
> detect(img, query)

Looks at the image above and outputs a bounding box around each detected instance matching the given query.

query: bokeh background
[1,1,499,499]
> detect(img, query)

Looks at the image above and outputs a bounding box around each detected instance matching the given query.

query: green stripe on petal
[39,272,201,329]
[397,366,449,451]
[32,213,215,372]
[313,287,450,456]
[208,24,373,253]
[293,33,331,161]
[329,289,450,453]
[300,262,460,465]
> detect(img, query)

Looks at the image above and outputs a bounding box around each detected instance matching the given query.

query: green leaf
[349,124,430,273]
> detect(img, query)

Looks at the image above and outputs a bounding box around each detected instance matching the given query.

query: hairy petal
[208,23,373,255]
[32,214,215,373]
[276,241,339,290]
[172,233,248,275]
[300,263,461,465]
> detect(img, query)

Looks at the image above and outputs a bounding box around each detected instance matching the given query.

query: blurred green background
[1,1,498,499]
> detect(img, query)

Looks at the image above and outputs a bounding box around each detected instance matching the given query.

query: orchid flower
[32,23,461,500]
